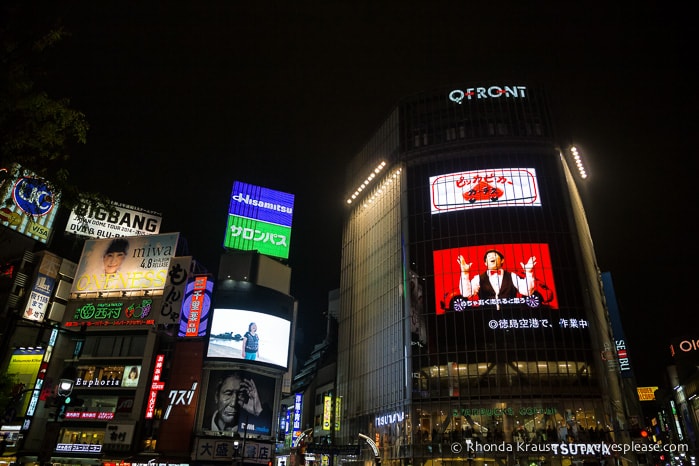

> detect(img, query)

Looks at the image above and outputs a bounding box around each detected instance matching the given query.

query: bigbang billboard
[65,197,162,239]
[223,181,295,259]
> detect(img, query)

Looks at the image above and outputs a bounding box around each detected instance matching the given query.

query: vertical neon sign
[145,354,165,419]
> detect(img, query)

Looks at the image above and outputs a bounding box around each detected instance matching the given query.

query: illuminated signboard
[323,395,332,430]
[64,298,156,329]
[21,251,61,322]
[65,197,162,239]
[429,168,541,214]
[206,308,291,370]
[5,348,44,417]
[195,437,271,464]
[156,340,203,453]
[64,411,115,420]
[71,233,179,298]
[200,370,276,435]
[145,354,165,419]
[433,243,558,314]
[160,257,193,325]
[293,393,302,438]
[223,181,295,259]
[602,272,634,377]
[178,275,212,338]
[637,386,659,401]
[0,163,60,243]
[448,85,528,104]
[670,338,699,356]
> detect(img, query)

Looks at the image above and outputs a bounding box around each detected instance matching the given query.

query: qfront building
[335,84,637,466]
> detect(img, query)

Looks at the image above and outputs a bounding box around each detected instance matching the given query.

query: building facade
[336,84,633,466]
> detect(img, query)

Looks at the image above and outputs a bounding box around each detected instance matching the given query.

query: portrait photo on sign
[433,243,557,314]
[200,369,276,436]
[121,365,141,387]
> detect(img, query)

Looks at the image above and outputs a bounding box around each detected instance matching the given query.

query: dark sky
[15,2,696,380]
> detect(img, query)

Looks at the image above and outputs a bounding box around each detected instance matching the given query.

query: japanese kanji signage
[196,438,272,463]
[429,168,541,213]
[223,181,295,259]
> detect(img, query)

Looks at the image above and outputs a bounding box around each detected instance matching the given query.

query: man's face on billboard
[215,375,242,427]
[484,252,504,271]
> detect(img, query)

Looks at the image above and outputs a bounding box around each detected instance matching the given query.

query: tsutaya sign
[448,85,528,104]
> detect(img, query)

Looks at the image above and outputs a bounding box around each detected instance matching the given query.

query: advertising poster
[21,251,62,322]
[200,369,276,436]
[65,198,162,239]
[70,233,179,298]
[429,167,541,214]
[0,163,60,244]
[433,243,557,314]
[178,274,213,338]
[5,349,44,418]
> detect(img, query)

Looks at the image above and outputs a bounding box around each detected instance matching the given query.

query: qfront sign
[448,85,528,104]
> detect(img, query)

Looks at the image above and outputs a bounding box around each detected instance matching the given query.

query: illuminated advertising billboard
[223,181,295,259]
[5,348,44,417]
[637,387,659,402]
[21,251,62,322]
[433,243,557,314]
[0,163,60,244]
[159,256,193,325]
[178,275,213,338]
[65,198,162,239]
[200,369,276,436]
[429,168,541,214]
[70,233,179,298]
[207,308,291,370]
[157,340,204,454]
[63,298,157,329]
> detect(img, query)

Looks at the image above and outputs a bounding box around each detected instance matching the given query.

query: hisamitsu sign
[223,181,295,259]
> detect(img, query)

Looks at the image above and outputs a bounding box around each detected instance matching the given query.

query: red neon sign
[145,354,165,419]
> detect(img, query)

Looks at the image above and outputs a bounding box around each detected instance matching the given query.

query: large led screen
[223,181,295,259]
[71,233,179,298]
[207,308,291,370]
[433,243,558,314]
[429,168,541,214]
[201,369,276,436]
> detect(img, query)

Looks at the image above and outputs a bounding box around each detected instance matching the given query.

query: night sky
[8,2,696,382]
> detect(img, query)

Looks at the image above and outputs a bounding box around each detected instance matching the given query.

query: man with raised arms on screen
[457,248,537,309]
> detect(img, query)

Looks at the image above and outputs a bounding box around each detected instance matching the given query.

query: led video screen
[433,243,558,314]
[429,167,541,214]
[206,308,291,370]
